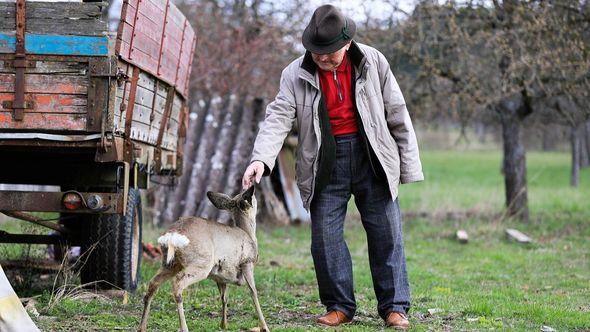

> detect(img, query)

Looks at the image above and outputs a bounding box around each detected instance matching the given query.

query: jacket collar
[299,40,367,88]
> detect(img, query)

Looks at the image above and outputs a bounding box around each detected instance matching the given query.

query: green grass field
[3,150,589,331]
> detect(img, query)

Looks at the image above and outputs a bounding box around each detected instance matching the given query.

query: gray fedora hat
[302,5,356,54]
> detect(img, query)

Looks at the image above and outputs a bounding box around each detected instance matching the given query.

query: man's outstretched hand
[242,161,265,189]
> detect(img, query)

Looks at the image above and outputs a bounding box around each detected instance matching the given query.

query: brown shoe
[385,311,410,330]
[316,310,352,326]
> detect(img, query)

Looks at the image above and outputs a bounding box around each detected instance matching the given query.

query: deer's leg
[217,282,228,329]
[172,269,210,332]
[242,263,269,332]
[138,268,175,332]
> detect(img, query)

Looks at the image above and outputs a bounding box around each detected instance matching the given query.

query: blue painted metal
[0,33,108,56]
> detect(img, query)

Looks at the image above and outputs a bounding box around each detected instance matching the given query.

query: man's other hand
[242,161,265,189]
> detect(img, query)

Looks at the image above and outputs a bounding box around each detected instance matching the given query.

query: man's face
[311,42,351,71]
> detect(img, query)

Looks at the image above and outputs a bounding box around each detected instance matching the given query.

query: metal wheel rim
[131,205,140,282]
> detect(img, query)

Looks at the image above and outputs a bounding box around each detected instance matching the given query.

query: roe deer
[138,186,269,332]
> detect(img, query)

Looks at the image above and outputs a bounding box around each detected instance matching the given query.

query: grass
[399,150,590,215]
[1,150,589,331]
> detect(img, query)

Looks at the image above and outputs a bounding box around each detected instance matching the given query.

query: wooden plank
[0,92,87,114]
[505,228,532,244]
[179,28,195,96]
[0,112,87,131]
[117,38,132,59]
[146,0,166,13]
[158,50,178,83]
[133,12,164,44]
[130,42,159,75]
[138,71,157,92]
[25,34,108,56]
[117,22,134,45]
[0,73,87,94]
[0,2,104,20]
[2,18,107,37]
[131,31,160,61]
[170,93,182,121]
[130,120,156,143]
[186,35,196,96]
[0,2,107,36]
[125,0,139,9]
[0,60,87,75]
[166,5,185,28]
[129,99,153,126]
[115,0,195,99]
[124,66,140,137]
[135,0,165,26]
[156,0,170,78]
[174,21,188,85]
[135,86,166,110]
[120,2,137,25]
[29,19,107,37]
[130,47,158,75]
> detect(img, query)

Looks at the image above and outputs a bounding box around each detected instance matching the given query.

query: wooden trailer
[0,0,196,291]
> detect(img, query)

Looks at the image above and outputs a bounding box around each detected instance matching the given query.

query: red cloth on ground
[318,54,358,136]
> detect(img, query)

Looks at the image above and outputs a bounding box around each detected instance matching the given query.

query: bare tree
[365,0,589,220]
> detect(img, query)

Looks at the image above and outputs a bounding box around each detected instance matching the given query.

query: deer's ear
[207,192,235,210]
[241,186,255,205]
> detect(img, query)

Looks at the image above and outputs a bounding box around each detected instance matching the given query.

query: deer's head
[207,186,257,229]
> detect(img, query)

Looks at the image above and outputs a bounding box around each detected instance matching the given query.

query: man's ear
[207,192,235,210]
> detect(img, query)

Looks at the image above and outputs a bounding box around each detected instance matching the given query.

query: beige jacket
[251,42,423,209]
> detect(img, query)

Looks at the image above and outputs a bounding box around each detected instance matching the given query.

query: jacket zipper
[333,70,343,102]
[306,89,320,208]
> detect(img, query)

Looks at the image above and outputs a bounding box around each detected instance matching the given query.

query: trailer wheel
[80,188,142,292]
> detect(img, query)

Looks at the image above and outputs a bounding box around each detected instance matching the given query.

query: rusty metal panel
[0,190,124,214]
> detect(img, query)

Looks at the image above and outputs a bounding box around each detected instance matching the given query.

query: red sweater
[318,54,358,136]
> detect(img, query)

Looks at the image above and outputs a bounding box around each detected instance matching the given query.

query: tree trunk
[541,124,556,151]
[581,120,590,168]
[570,124,582,187]
[198,96,243,220]
[218,98,265,224]
[180,97,228,218]
[163,97,212,224]
[500,107,529,222]
[258,176,290,225]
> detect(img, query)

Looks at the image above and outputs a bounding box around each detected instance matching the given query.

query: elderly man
[242,4,423,330]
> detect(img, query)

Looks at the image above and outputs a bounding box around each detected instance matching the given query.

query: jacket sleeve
[376,51,424,184]
[250,67,297,175]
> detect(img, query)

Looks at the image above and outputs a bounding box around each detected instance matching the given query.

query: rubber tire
[80,188,142,292]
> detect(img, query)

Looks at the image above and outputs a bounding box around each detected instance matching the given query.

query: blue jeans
[310,133,411,320]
